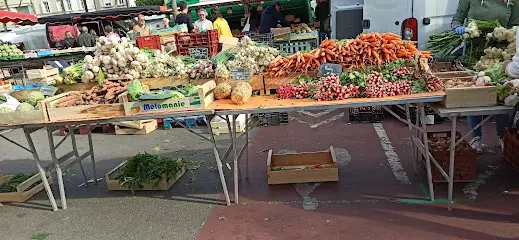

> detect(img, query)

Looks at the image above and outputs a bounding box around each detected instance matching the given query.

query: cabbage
[0,107,13,113]
[127,80,145,100]
[16,102,35,112]
[26,92,45,106]
[170,91,185,98]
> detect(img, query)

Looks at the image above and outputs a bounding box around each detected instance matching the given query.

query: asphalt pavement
[1,111,519,240]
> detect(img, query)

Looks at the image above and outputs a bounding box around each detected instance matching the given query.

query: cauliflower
[16,102,35,112]
[26,92,45,106]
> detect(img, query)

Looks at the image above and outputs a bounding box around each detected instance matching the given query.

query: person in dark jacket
[77,26,96,47]
[175,1,195,33]
[60,31,78,49]
[258,1,290,34]
[315,0,330,40]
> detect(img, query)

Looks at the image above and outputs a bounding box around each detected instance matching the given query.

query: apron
[468,0,513,27]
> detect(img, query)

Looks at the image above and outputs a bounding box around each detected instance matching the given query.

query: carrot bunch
[265,32,432,77]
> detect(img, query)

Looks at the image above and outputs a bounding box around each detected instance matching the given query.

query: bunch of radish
[294,82,314,99]
[365,71,391,98]
[313,74,359,101]
[393,67,412,79]
[277,84,296,99]
[424,76,443,92]
[393,81,412,95]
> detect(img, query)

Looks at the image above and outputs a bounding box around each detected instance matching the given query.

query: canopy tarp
[0,10,37,25]
[37,13,82,25]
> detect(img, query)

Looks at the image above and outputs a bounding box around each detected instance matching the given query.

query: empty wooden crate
[267,146,339,185]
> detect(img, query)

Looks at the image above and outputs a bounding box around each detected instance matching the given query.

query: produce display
[0,44,23,58]
[475,26,517,71]
[188,60,215,80]
[25,91,44,107]
[54,80,129,107]
[292,23,313,34]
[82,37,150,83]
[266,33,430,77]
[214,81,253,104]
[225,36,279,75]
[57,62,83,84]
[113,152,185,191]
[128,79,200,101]
[142,50,187,78]
[278,58,442,101]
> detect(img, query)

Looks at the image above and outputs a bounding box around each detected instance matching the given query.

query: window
[118,0,125,5]
[66,0,72,10]
[56,0,63,11]
[42,1,50,13]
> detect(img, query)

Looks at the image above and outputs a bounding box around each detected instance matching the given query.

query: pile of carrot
[265,32,431,77]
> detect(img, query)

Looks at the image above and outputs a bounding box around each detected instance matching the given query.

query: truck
[330,0,458,50]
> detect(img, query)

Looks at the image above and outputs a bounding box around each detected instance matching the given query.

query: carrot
[324,48,337,57]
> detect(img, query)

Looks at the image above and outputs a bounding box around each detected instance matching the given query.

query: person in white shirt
[194,8,213,33]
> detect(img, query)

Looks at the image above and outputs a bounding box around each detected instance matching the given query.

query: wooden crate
[41,92,125,122]
[263,72,317,95]
[122,80,215,116]
[0,173,53,203]
[504,128,519,170]
[441,86,497,108]
[0,101,47,126]
[105,158,186,191]
[115,120,157,135]
[435,71,473,79]
[210,115,246,135]
[26,66,59,80]
[267,146,339,185]
[427,131,477,182]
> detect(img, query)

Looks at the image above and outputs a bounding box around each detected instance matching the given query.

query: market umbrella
[0,10,37,25]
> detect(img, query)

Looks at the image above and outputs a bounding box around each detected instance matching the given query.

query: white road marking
[289,112,345,129]
[373,123,411,184]
[298,110,335,118]
[463,165,499,200]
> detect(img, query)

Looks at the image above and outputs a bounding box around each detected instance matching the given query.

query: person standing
[258,1,290,34]
[60,31,78,48]
[105,25,120,40]
[194,8,213,33]
[211,7,232,37]
[175,1,195,33]
[77,26,96,47]
[315,0,330,41]
[451,0,515,152]
[134,14,151,36]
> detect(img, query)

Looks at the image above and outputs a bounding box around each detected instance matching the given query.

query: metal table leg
[23,128,58,211]
[419,103,435,201]
[47,128,67,209]
[205,115,231,206]
[405,104,418,174]
[448,116,457,211]
[231,114,239,204]
[245,114,249,180]
[69,125,89,186]
[86,124,98,183]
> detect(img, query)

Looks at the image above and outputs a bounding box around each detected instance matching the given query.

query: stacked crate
[175,30,219,57]
[349,106,384,123]
[258,112,289,127]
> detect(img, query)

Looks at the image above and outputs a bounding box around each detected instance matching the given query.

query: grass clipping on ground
[114,152,185,191]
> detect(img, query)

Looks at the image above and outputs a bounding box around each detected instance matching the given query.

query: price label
[231,68,250,80]
[319,63,342,77]
[40,85,58,96]
[189,48,209,60]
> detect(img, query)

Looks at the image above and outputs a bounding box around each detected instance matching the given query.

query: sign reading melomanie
[123,96,202,115]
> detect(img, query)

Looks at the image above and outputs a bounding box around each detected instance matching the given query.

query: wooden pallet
[114,120,158,135]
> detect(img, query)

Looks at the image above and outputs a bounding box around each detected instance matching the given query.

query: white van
[330,0,459,49]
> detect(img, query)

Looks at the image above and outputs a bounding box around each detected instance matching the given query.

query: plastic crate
[349,106,384,123]
[36,49,52,58]
[427,131,477,182]
[136,35,162,50]
[248,33,274,47]
[176,41,219,57]
[275,39,319,55]
[504,128,519,169]
[391,105,444,124]
[258,112,289,127]
[175,30,218,47]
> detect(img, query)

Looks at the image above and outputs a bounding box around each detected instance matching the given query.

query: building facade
[0,0,129,16]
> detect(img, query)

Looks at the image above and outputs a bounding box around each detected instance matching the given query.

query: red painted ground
[199,110,519,240]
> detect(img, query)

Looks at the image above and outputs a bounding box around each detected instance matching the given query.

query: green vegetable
[170,91,185,98]
[97,70,105,85]
[114,152,185,191]
[340,71,366,88]
[411,77,427,93]
[127,80,146,100]
[26,91,44,106]
[138,90,176,100]
[484,63,508,83]
[0,173,38,193]
[496,83,511,101]
[16,102,35,112]
[181,85,200,97]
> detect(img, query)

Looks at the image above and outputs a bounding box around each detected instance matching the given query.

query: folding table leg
[24,128,58,211]
[231,115,239,204]
[206,117,231,206]
[86,124,98,183]
[47,128,67,209]
[419,103,435,201]
[69,125,89,186]
[245,114,249,181]
[405,104,417,174]
[448,116,457,211]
